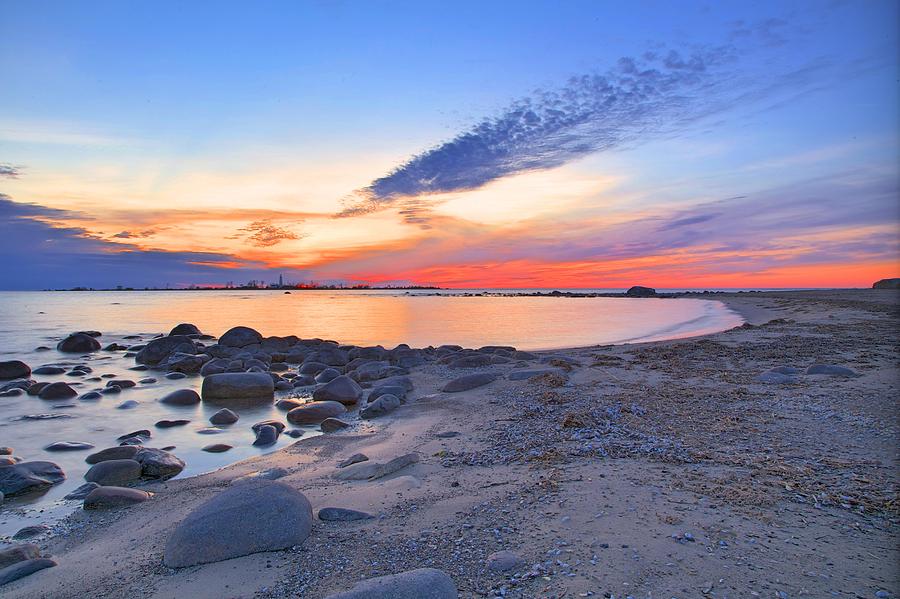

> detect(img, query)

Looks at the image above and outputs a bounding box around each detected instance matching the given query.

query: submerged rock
[0,360,31,380]
[209,408,239,425]
[159,389,201,407]
[44,441,94,452]
[38,382,78,400]
[163,480,312,568]
[286,401,346,424]
[201,373,274,404]
[57,332,101,353]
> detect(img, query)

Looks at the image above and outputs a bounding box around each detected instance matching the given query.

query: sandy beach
[1,289,897,598]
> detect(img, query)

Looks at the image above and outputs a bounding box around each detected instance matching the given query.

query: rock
[442,373,497,393]
[169,323,202,336]
[292,375,316,387]
[252,419,286,435]
[116,429,151,441]
[0,447,12,455]
[323,568,457,599]
[626,285,657,297]
[26,382,50,395]
[201,372,274,404]
[369,384,408,402]
[133,448,185,479]
[83,486,150,509]
[435,431,460,438]
[299,361,328,375]
[0,544,41,570]
[44,441,94,452]
[872,278,900,289]
[218,326,263,348]
[276,398,304,411]
[117,400,140,409]
[284,429,304,438]
[338,453,369,468]
[0,361,31,380]
[286,401,346,424]
[84,459,142,485]
[806,364,860,377]
[448,354,493,368]
[86,445,140,464]
[38,382,78,400]
[351,361,407,381]
[165,372,187,380]
[165,353,210,374]
[135,335,196,365]
[163,480,312,568]
[209,408,239,425]
[159,388,201,406]
[64,482,100,500]
[756,371,797,384]
[232,467,288,484]
[12,525,48,540]
[57,332,101,353]
[315,367,342,383]
[155,419,191,428]
[106,379,136,389]
[202,443,232,453]
[252,424,278,446]
[0,558,57,587]
[333,453,419,481]
[320,418,350,432]
[200,358,229,376]
[318,507,374,521]
[305,346,349,366]
[312,375,363,405]
[508,368,563,380]
[0,461,65,496]
[195,427,225,435]
[359,394,401,419]
[79,391,102,401]
[486,550,524,572]
[0,388,23,397]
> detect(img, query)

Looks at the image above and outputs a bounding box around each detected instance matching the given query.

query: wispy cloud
[232,219,305,247]
[0,163,21,178]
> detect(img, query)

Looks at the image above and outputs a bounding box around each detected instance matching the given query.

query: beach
[0,289,897,598]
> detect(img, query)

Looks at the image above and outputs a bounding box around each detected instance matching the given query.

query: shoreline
[1,289,897,598]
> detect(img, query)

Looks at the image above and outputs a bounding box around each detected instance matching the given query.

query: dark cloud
[112,230,157,239]
[233,219,304,247]
[0,164,21,178]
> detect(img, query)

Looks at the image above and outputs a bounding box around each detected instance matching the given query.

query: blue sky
[0,0,897,289]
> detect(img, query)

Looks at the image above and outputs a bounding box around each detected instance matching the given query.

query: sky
[1,0,898,290]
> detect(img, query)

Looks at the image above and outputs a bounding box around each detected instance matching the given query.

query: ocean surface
[0,289,743,536]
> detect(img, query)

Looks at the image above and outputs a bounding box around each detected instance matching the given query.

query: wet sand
[2,289,897,598]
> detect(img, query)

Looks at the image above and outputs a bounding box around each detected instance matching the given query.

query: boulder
[442,373,497,393]
[323,568,457,599]
[0,461,65,497]
[44,441,94,452]
[163,480,312,568]
[57,332,101,353]
[134,448,185,479]
[312,375,363,405]
[333,453,419,481]
[135,335,196,365]
[252,424,278,447]
[86,445,140,464]
[806,364,860,377]
[155,419,190,428]
[0,544,41,570]
[209,408,239,425]
[202,444,232,453]
[626,285,657,297]
[218,326,263,348]
[298,361,328,375]
[315,367,342,383]
[0,558,57,587]
[318,507,374,521]
[64,482,100,500]
[359,394,401,419]
[337,453,369,468]
[508,368,562,381]
[320,418,350,432]
[486,550,524,572]
[201,373,274,404]
[252,419,286,435]
[0,361,30,380]
[448,354,493,368]
[276,398,304,411]
[169,323,202,336]
[165,353,210,374]
[38,382,77,400]
[286,401,346,425]
[200,357,229,376]
[83,486,150,509]
[159,388,201,406]
[84,459,142,485]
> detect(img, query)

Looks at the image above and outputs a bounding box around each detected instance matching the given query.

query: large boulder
[159,388,201,406]
[38,381,78,400]
[84,459,142,485]
[323,568,457,599]
[0,558,57,587]
[0,361,30,380]
[57,332,101,353]
[136,335,196,365]
[0,461,65,497]
[359,394,401,419]
[201,373,274,404]
[163,480,312,568]
[312,375,363,405]
[164,352,210,374]
[305,346,349,366]
[448,354,493,368]
[83,486,150,509]
[442,373,497,393]
[169,323,202,336]
[286,401,346,424]
[85,445,140,464]
[133,448,185,479]
[209,408,239,425]
[626,285,657,297]
[219,326,263,348]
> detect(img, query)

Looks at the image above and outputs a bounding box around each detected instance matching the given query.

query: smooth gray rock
[83,486,150,509]
[163,480,312,568]
[57,332,101,353]
[0,558,57,587]
[84,459,142,485]
[218,326,263,348]
[0,360,31,380]
[312,375,363,405]
[160,388,201,405]
[12,525,48,540]
[0,544,41,570]
[0,461,65,497]
[44,441,94,452]
[806,364,860,377]
[756,371,797,384]
[286,401,346,424]
[201,373,274,404]
[359,394,401,419]
[338,453,369,468]
[333,453,419,481]
[448,354,493,368]
[134,448,185,479]
[202,443,232,453]
[252,424,278,446]
[315,367,342,383]
[64,482,100,500]
[85,445,140,464]
[38,382,78,400]
[209,408,239,424]
[135,335,195,365]
[626,285,657,297]
[323,568,457,599]
[169,323,202,336]
[442,373,497,393]
[318,507,374,521]
[320,418,350,432]
[486,550,524,572]
[508,368,562,381]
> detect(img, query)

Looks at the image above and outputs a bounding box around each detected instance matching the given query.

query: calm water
[0,290,742,536]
